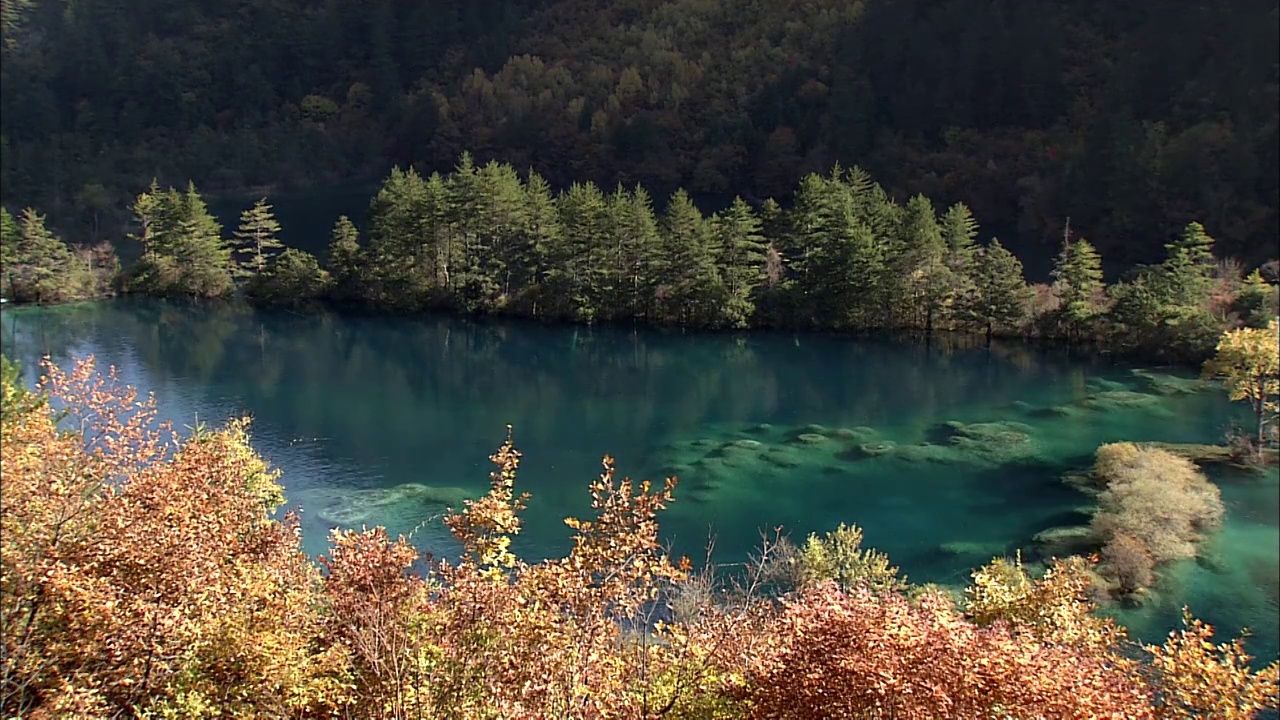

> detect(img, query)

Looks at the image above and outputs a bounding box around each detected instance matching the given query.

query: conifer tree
[5,207,74,303]
[325,215,363,302]
[0,207,17,282]
[1158,221,1217,308]
[1051,237,1106,338]
[961,238,1030,341]
[232,198,284,278]
[516,170,562,313]
[895,194,951,332]
[713,196,768,328]
[657,189,722,326]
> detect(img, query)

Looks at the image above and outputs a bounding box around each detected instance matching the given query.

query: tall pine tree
[232,198,284,278]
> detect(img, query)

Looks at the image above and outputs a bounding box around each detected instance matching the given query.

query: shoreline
[1,292,1214,369]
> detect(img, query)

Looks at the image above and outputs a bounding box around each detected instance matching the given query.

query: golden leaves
[6,361,1278,719]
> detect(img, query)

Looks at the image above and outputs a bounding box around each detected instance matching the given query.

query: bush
[246,249,331,306]
[1100,533,1156,595]
[1089,444,1223,593]
[2,358,1276,719]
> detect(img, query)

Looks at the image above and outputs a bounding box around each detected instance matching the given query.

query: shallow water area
[3,298,1277,663]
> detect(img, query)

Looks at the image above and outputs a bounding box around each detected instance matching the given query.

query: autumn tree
[1203,320,1280,454]
[1144,610,1280,719]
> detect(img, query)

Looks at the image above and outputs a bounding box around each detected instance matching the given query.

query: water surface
[3,299,1276,661]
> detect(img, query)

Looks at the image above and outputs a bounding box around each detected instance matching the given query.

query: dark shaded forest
[1,0,1277,273]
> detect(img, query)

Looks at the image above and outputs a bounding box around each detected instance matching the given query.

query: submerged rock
[793,432,828,445]
[1031,525,1099,559]
[743,423,774,435]
[1076,391,1167,413]
[1139,442,1236,465]
[727,438,764,450]
[857,440,897,457]
[1028,404,1083,419]
[763,447,805,468]
[832,426,878,442]
[1130,368,1214,396]
[892,443,965,465]
[929,421,1039,465]
[938,540,1008,559]
[312,483,476,527]
[801,424,830,435]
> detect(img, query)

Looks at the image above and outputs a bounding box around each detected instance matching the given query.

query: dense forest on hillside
[1,0,1277,271]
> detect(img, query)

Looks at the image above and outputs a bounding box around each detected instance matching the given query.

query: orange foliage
[3,357,1278,719]
[1,357,331,718]
[741,583,1155,719]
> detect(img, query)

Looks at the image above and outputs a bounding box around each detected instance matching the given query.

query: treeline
[3,357,1277,718]
[5,158,1278,362]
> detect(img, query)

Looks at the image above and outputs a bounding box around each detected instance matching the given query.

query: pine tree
[365,167,430,305]
[513,170,561,311]
[961,238,1030,341]
[1051,238,1106,338]
[174,182,234,298]
[0,207,19,275]
[1157,221,1217,308]
[325,215,363,302]
[232,198,284,278]
[790,173,882,328]
[8,207,72,302]
[894,194,951,332]
[941,202,980,280]
[713,197,768,328]
[547,181,608,321]
[657,189,722,326]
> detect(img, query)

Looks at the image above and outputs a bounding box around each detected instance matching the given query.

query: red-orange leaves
[741,582,1155,720]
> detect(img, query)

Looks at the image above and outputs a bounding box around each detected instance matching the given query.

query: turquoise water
[2,299,1276,662]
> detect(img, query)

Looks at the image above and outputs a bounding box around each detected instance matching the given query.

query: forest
[4,158,1279,365]
[1,0,1277,273]
[2,355,1278,718]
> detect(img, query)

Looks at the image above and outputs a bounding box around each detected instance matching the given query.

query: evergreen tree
[365,167,430,306]
[177,183,234,298]
[713,196,768,328]
[1050,238,1106,338]
[961,238,1030,341]
[1157,221,1217,308]
[657,189,722,326]
[8,207,72,302]
[790,172,884,328]
[125,182,233,299]
[325,215,363,302]
[1,206,19,277]
[547,181,608,321]
[517,169,562,314]
[894,194,951,332]
[468,160,528,308]
[232,198,284,277]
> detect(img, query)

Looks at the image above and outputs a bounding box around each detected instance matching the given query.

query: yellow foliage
[1204,318,1280,448]
[789,523,906,593]
[1145,609,1280,719]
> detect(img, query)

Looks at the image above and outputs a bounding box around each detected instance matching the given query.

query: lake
[2,298,1277,662]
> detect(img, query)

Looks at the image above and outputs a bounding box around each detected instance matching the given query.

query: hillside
[1,0,1276,269]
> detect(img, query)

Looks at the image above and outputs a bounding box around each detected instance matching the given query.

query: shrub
[1100,533,1156,595]
[1090,445,1223,566]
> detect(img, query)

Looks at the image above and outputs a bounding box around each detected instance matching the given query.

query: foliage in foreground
[2,357,1278,719]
